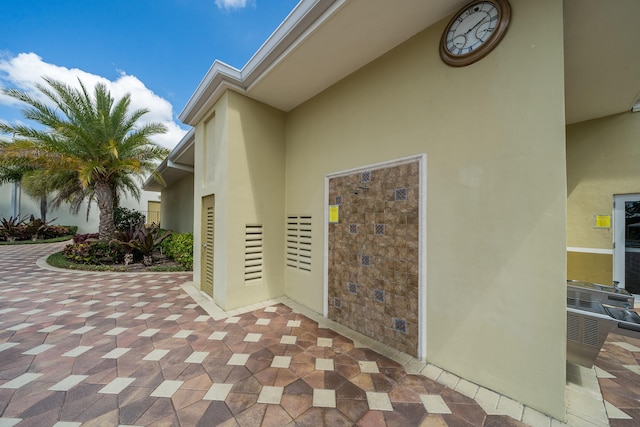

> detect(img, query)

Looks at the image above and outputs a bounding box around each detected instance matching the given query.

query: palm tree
[0,77,168,239]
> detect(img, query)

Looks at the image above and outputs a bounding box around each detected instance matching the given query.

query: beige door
[201,195,215,297]
[147,201,161,225]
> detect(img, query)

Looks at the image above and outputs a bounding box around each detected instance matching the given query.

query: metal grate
[244,225,263,282]
[567,313,580,342]
[286,216,312,272]
[583,317,600,347]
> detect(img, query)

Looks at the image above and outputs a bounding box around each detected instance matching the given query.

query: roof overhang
[143,128,195,192]
[178,0,640,128]
[180,0,469,125]
[151,0,640,192]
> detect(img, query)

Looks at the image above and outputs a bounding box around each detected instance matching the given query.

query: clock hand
[465,17,488,36]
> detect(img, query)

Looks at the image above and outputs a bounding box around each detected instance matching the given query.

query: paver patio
[0,241,636,426]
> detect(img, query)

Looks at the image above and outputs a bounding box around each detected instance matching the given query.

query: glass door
[614,194,640,293]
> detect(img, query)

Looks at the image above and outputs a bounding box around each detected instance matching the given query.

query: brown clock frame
[439,0,512,67]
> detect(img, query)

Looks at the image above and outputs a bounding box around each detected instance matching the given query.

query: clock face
[440,0,511,67]
[445,2,499,56]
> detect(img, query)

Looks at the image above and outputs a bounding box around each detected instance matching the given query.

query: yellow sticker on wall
[594,215,611,228]
[329,205,339,223]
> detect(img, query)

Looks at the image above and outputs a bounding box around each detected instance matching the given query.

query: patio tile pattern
[595,332,640,426]
[0,242,566,426]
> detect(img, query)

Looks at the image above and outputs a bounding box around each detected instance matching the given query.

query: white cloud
[0,52,187,149]
[215,0,249,10]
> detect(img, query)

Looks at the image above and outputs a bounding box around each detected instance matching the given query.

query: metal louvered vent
[286,215,312,272]
[245,225,263,282]
[583,317,599,347]
[567,313,580,342]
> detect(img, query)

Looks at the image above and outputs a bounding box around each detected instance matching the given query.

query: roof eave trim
[179,0,340,125]
[179,62,244,125]
[168,128,195,162]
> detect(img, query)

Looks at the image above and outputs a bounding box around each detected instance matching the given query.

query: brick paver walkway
[0,242,532,426]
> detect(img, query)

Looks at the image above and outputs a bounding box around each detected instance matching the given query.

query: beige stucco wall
[566,112,640,283]
[160,174,194,233]
[193,92,286,310]
[284,0,566,418]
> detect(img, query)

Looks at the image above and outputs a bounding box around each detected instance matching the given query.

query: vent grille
[567,313,580,342]
[244,225,263,282]
[583,318,599,347]
[286,215,312,272]
[203,201,215,294]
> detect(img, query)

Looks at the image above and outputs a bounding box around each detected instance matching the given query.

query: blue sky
[0,0,299,148]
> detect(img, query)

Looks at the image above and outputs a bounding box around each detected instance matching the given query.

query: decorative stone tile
[203,383,233,401]
[38,325,65,333]
[280,335,297,345]
[315,358,334,371]
[374,224,385,235]
[347,282,358,295]
[361,170,371,183]
[227,353,250,366]
[185,352,208,364]
[104,327,128,336]
[393,318,407,334]
[102,348,131,359]
[313,389,336,408]
[333,297,342,309]
[374,289,385,303]
[135,313,153,320]
[244,333,262,342]
[258,386,284,404]
[0,343,19,352]
[420,394,452,414]
[98,377,136,394]
[150,380,183,398]
[335,195,343,205]
[366,391,393,411]
[143,349,170,361]
[173,330,193,339]
[361,255,370,267]
[62,346,93,357]
[358,361,379,374]
[395,188,408,201]
[71,326,95,334]
[49,375,89,391]
[271,356,292,369]
[349,224,358,234]
[23,344,55,355]
[0,373,42,389]
[209,331,228,340]
[317,338,333,348]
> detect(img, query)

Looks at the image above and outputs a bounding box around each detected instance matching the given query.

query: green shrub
[162,232,193,270]
[113,207,146,233]
[0,215,75,242]
[63,240,124,264]
[0,215,29,241]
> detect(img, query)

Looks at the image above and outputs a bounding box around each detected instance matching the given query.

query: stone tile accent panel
[328,160,420,356]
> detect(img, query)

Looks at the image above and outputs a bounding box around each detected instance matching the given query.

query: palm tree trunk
[40,195,47,223]
[95,180,116,239]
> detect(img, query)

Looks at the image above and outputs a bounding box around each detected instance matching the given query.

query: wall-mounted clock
[440,0,512,67]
